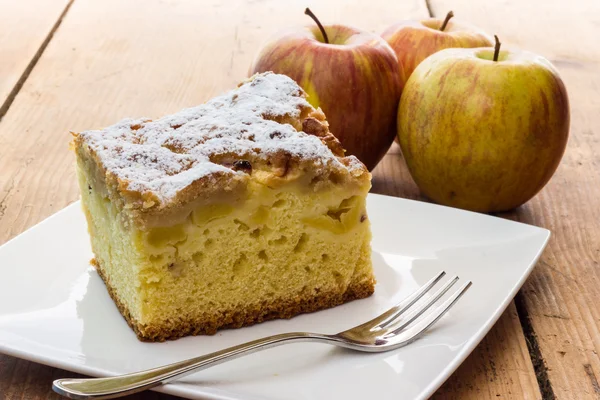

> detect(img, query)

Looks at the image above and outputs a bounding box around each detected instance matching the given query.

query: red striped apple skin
[398,47,570,212]
[382,18,492,86]
[250,25,402,171]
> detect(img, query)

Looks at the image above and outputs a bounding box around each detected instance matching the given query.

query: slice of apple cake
[73,72,374,342]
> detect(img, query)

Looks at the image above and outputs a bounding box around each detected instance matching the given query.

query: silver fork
[53,271,471,399]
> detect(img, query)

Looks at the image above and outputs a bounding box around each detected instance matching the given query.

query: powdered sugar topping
[79,73,361,202]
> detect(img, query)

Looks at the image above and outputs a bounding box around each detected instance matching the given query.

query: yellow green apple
[398,38,570,212]
[382,11,493,85]
[250,9,402,170]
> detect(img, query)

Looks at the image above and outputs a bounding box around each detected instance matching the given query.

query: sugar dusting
[79,73,361,202]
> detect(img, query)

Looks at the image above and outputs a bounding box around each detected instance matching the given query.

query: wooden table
[0,0,598,398]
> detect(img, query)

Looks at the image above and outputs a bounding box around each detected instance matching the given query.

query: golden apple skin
[250,25,402,171]
[398,48,570,212]
[382,19,492,85]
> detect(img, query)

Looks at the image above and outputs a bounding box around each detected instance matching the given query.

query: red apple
[398,37,570,212]
[382,11,493,85]
[250,9,402,170]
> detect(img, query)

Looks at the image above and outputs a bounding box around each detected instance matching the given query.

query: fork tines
[362,271,472,347]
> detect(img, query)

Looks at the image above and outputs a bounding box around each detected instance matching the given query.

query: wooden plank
[0,0,72,118]
[432,303,541,399]
[427,0,600,398]
[0,0,425,244]
[0,0,536,399]
[425,0,600,63]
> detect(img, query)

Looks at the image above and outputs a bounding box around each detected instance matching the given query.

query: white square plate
[0,194,549,400]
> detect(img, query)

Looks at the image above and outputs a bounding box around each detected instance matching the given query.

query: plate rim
[420,229,549,398]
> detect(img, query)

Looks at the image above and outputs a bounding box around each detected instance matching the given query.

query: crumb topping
[77,72,365,203]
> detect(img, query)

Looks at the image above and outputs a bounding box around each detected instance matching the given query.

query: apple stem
[493,35,501,62]
[304,7,329,44]
[439,11,454,31]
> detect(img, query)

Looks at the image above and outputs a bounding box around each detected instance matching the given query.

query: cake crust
[93,258,375,342]
[73,72,369,229]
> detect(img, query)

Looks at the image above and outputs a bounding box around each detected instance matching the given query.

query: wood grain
[427,0,600,398]
[0,0,537,399]
[0,0,72,118]
[427,0,600,63]
[432,303,541,399]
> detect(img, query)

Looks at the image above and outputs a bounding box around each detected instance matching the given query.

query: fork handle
[53,331,335,399]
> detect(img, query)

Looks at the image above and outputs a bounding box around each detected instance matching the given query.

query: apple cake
[73,72,374,342]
